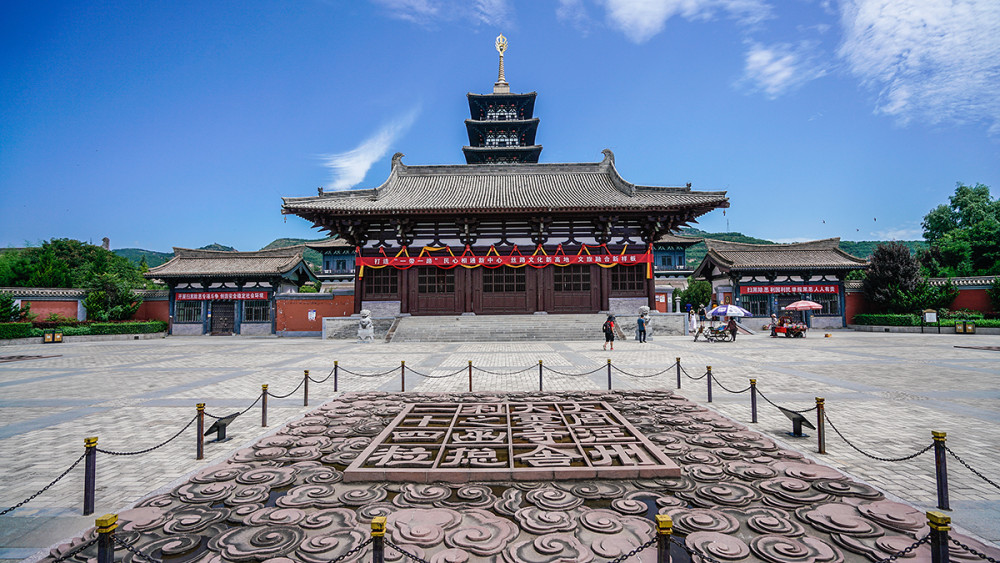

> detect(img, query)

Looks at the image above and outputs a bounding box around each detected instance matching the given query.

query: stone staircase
[389,314,610,342]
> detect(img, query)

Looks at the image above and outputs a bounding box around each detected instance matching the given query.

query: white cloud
[371,0,512,27]
[837,0,1000,131]
[771,237,814,243]
[557,0,592,33]
[321,108,420,190]
[600,0,771,43]
[871,226,923,240]
[741,41,827,98]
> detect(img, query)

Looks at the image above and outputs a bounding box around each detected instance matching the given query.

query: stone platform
[37,390,1000,563]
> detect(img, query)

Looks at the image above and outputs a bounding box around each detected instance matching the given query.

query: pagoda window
[364,268,398,297]
[483,267,526,292]
[486,106,517,121]
[485,131,518,147]
[418,269,455,294]
[611,265,646,294]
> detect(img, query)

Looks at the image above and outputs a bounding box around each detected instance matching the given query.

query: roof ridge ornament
[494,33,510,94]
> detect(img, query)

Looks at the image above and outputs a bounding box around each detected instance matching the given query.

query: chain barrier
[384,538,433,563]
[339,366,400,377]
[950,537,1000,563]
[204,391,264,420]
[670,535,728,563]
[605,535,657,563]
[610,362,677,378]
[405,366,467,379]
[96,415,197,456]
[824,412,934,462]
[945,445,1000,491]
[307,366,336,384]
[49,536,99,563]
[685,369,709,381]
[327,538,373,563]
[756,388,818,414]
[711,378,751,394]
[541,365,606,377]
[113,535,162,563]
[872,535,930,563]
[1,451,86,516]
[266,378,306,399]
[471,365,537,376]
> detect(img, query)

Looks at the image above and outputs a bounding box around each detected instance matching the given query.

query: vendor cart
[774,319,807,338]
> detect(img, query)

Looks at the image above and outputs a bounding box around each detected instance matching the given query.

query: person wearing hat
[602,314,616,351]
[770,313,779,337]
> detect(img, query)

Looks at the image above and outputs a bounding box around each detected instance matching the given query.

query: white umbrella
[708,304,752,317]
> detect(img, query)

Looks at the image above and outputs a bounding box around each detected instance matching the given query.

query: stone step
[390,314,612,342]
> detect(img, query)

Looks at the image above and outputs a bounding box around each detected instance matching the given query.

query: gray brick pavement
[0,331,998,560]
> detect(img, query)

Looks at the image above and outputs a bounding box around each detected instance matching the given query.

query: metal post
[750,379,758,423]
[371,516,386,563]
[816,398,826,454]
[927,511,951,563]
[303,370,309,407]
[95,513,117,563]
[655,514,672,563]
[83,436,98,516]
[706,366,713,403]
[334,360,339,392]
[468,361,473,392]
[400,361,405,392]
[261,385,268,427]
[675,357,681,389]
[933,431,950,510]
[196,403,205,460]
[538,360,543,392]
[607,359,612,390]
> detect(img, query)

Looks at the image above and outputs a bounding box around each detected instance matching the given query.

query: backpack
[602,320,613,333]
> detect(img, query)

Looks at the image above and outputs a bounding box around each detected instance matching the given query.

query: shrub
[89,321,167,335]
[0,322,33,339]
[0,293,31,322]
[852,314,919,326]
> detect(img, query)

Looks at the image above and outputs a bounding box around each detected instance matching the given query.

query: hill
[113,248,174,268]
[260,237,330,270]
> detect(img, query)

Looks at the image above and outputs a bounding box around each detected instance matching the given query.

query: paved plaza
[0,330,998,561]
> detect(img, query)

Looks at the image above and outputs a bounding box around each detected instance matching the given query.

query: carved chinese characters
[344,402,679,482]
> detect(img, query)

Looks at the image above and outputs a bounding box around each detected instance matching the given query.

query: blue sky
[2,0,999,252]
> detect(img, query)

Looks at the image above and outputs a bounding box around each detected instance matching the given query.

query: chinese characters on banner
[343,402,679,483]
[356,252,652,269]
[176,291,269,301]
[741,285,839,294]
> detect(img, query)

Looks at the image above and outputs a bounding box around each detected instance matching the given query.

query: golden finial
[495,33,508,55]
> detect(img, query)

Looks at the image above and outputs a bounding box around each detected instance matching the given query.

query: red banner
[741,285,839,294]
[357,253,650,268]
[176,291,269,301]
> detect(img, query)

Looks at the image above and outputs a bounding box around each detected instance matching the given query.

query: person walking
[726,317,738,341]
[688,308,697,337]
[770,313,778,337]
[602,315,616,351]
[637,314,647,343]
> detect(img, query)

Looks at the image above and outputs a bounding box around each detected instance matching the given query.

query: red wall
[950,289,993,312]
[23,300,78,320]
[844,292,871,324]
[276,295,354,332]
[134,300,169,322]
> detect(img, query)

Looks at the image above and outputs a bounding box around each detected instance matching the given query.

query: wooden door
[551,265,595,313]
[210,301,235,335]
[411,268,462,315]
[480,267,531,314]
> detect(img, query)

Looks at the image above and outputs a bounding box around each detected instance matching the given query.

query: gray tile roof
[282,150,729,216]
[654,233,702,246]
[145,246,311,279]
[699,238,868,271]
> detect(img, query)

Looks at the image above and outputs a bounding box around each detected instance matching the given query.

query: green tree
[677,279,712,311]
[988,277,1000,312]
[0,293,31,322]
[83,272,142,321]
[920,183,1000,276]
[864,242,921,313]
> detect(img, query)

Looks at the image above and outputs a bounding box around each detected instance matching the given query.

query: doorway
[210,301,235,335]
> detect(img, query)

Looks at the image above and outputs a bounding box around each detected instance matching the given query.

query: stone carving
[357,309,375,342]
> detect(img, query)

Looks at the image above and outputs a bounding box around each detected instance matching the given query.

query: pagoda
[462,34,541,164]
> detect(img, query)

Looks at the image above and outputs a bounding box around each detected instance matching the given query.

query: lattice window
[554,265,591,292]
[741,294,769,317]
[243,300,270,323]
[484,267,526,293]
[611,265,646,293]
[175,301,202,323]
[364,268,398,297]
[418,269,455,294]
[811,293,840,315]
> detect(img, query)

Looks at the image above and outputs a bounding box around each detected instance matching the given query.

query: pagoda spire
[494,33,510,94]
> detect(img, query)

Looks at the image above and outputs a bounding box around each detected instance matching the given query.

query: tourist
[602,314,616,351]
[770,313,778,337]
[726,317,738,341]
[637,313,647,343]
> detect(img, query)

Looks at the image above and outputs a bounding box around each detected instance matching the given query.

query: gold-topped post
[656,514,673,562]
[372,516,387,563]
[927,511,951,563]
[84,436,98,515]
[932,431,949,510]
[96,513,118,563]
[494,33,510,94]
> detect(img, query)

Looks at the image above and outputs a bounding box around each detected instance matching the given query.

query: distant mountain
[838,240,927,259]
[261,237,330,270]
[199,243,237,251]
[113,248,174,268]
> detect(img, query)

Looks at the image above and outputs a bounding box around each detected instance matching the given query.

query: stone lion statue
[357,309,375,343]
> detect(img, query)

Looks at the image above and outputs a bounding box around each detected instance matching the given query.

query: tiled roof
[145,246,311,279]
[655,233,702,246]
[304,238,351,250]
[282,150,729,216]
[700,238,868,271]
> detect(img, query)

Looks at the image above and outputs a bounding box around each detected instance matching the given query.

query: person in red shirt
[602,315,616,351]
